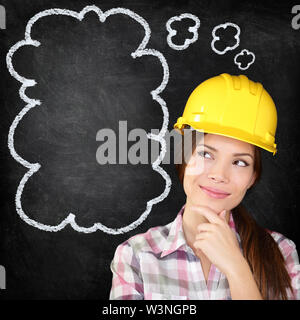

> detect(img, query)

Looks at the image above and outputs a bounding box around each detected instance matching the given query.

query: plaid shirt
[109,204,300,300]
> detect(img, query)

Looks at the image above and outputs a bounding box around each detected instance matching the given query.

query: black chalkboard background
[0,0,299,300]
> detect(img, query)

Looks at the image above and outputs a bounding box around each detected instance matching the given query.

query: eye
[197,150,250,167]
[197,150,211,159]
[234,160,249,167]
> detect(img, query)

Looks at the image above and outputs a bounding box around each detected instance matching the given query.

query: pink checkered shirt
[109,204,300,300]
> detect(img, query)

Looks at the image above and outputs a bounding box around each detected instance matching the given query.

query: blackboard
[1,0,299,300]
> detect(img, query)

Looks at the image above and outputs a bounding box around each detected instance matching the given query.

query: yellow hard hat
[174,73,278,155]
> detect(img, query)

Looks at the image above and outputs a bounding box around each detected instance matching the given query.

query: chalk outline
[6,5,171,234]
[211,22,240,55]
[234,48,255,70]
[166,13,200,51]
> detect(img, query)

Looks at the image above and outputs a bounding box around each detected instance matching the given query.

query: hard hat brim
[174,121,277,156]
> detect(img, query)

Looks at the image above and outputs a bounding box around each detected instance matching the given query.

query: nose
[207,161,229,183]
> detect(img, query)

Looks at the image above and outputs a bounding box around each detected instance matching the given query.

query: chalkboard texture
[0,0,299,299]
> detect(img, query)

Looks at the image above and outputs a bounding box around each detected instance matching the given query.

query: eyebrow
[197,143,254,160]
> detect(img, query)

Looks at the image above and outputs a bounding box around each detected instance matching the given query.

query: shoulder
[266,228,297,259]
[114,221,172,257]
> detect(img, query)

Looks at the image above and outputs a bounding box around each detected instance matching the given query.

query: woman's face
[183,133,256,213]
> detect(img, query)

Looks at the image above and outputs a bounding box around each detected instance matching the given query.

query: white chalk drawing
[234,49,255,70]
[166,13,200,50]
[211,22,240,55]
[6,5,171,234]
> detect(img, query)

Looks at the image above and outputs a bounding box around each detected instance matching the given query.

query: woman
[109,73,300,300]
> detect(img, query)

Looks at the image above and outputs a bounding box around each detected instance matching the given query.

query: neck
[182,199,231,252]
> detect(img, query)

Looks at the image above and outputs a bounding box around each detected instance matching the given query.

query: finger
[193,239,203,249]
[197,223,216,233]
[193,238,207,249]
[195,231,209,240]
[190,206,224,225]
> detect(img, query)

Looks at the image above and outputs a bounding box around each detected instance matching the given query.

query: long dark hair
[175,130,293,299]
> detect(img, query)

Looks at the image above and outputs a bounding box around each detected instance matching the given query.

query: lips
[200,186,230,195]
[200,185,231,199]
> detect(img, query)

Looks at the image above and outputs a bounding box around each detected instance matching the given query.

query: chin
[192,196,229,212]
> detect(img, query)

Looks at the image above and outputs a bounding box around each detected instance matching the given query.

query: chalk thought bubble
[234,48,255,70]
[211,22,240,55]
[6,5,171,234]
[166,13,200,50]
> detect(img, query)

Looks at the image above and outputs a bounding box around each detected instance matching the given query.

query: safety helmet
[174,73,278,155]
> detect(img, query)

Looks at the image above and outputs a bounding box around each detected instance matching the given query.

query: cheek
[185,155,205,176]
[183,174,193,196]
[183,156,204,194]
[230,171,254,196]
[183,171,202,198]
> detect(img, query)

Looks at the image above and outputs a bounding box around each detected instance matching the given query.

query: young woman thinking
[109,73,300,300]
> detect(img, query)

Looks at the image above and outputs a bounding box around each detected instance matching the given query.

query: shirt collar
[160,204,241,258]
[160,204,187,258]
